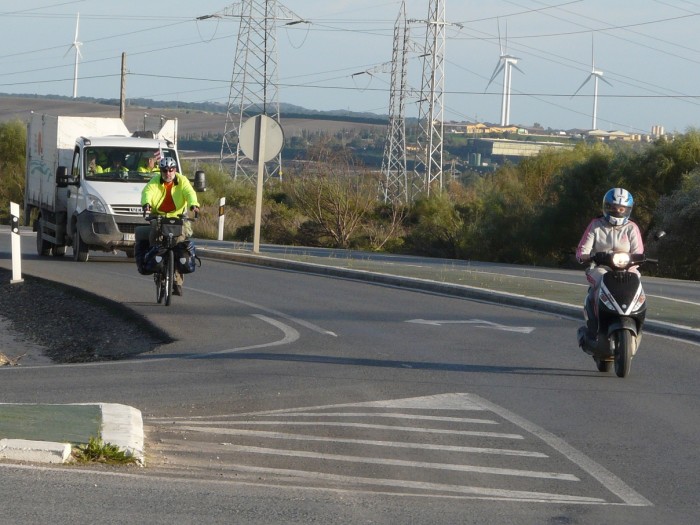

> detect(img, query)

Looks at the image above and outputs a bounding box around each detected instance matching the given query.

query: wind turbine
[485,21,523,127]
[572,38,611,130]
[65,13,82,98]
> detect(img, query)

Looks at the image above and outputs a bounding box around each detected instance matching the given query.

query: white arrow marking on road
[406,318,535,333]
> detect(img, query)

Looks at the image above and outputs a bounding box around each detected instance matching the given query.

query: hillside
[0,95,387,142]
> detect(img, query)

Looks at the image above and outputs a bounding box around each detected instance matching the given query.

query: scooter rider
[135,157,200,296]
[576,187,644,340]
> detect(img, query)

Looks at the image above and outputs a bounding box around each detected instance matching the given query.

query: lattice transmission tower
[210,0,302,183]
[381,2,410,204]
[412,0,446,198]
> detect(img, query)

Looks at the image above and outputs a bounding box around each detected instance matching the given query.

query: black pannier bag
[175,240,200,274]
[142,245,164,275]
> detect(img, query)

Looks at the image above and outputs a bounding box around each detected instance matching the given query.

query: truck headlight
[86,193,108,213]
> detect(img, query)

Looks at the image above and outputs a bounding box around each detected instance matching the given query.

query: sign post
[217,197,226,241]
[10,202,23,284]
[238,115,284,253]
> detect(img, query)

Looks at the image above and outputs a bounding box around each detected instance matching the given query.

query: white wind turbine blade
[572,74,592,97]
[510,60,524,76]
[485,60,504,91]
[597,73,612,87]
[69,13,82,98]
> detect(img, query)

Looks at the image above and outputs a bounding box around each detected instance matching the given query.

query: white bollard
[10,202,23,284]
[217,197,225,241]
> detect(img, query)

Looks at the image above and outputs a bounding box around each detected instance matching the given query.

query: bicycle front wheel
[165,249,174,306]
[155,272,165,304]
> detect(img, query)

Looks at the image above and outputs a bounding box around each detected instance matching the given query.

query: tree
[287,144,378,248]
[0,120,26,211]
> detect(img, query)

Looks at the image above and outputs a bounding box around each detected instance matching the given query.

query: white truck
[24,113,204,261]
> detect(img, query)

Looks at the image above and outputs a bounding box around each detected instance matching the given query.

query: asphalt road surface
[1,230,699,524]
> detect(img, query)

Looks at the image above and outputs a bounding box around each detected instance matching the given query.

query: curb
[0,438,71,464]
[0,403,144,466]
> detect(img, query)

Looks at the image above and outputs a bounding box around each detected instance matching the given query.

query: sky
[1,0,699,134]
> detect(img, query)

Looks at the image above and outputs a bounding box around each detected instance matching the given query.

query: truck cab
[66,137,179,261]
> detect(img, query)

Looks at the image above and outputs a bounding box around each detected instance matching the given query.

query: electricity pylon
[412,0,446,198]
[381,1,409,204]
[203,0,301,183]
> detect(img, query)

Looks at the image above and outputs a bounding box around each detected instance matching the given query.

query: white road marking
[247,411,499,424]
[407,318,535,333]
[2,315,300,369]
[173,420,523,439]
[150,392,654,506]
[465,393,653,507]
[219,464,604,504]
[185,284,337,337]
[173,426,547,457]
[188,315,299,357]
[212,443,578,481]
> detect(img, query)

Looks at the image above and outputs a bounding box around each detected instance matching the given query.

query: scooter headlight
[611,252,631,269]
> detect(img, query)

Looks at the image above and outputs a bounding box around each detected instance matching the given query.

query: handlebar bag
[159,218,184,239]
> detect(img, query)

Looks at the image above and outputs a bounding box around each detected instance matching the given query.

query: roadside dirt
[0,268,170,364]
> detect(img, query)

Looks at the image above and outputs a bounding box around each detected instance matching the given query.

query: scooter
[577,251,650,378]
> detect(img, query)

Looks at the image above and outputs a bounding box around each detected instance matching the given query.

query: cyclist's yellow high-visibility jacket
[141,172,200,218]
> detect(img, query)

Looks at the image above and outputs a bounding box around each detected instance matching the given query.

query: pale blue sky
[1,0,699,133]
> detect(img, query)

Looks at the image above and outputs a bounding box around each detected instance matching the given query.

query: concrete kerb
[93,403,145,466]
[0,403,144,466]
[198,247,700,345]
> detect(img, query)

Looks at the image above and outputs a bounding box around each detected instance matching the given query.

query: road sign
[239,114,284,163]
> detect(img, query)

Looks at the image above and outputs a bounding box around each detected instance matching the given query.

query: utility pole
[412,0,446,198]
[381,1,409,204]
[201,1,304,183]
[119,52,127,121]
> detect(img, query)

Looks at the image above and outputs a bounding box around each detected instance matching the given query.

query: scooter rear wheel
[614,329,633,378]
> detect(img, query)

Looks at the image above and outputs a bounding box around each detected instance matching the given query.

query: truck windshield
[85,148,177,182]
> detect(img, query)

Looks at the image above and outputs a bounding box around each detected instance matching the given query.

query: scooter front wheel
[613,329,634,378]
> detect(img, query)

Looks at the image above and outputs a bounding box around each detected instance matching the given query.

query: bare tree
[289,145,378,248]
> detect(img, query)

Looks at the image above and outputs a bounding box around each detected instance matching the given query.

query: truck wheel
[36,220,53,256]
[53,245,67,257]
[73,231,89,262]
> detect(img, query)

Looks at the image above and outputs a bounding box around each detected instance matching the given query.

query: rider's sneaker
[173,284,183,296]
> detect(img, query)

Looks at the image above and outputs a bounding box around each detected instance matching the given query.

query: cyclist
[135,157,200,296]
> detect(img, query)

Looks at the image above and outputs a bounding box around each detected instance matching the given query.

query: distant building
[467,138,574,166]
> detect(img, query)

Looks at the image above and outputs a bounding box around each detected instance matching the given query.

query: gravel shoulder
[0,268,171,365]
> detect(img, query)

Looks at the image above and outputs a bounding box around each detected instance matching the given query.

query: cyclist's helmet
[602,187,634,226]
[159,157,177,170]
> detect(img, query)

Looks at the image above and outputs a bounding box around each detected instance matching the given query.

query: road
[1,230,699,524]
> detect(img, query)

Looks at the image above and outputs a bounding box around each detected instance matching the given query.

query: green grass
[72,435,138,465]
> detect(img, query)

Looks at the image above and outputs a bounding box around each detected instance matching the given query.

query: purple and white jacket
[576,217,644,264]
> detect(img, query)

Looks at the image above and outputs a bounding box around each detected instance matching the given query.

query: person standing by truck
[135,157,200,296]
